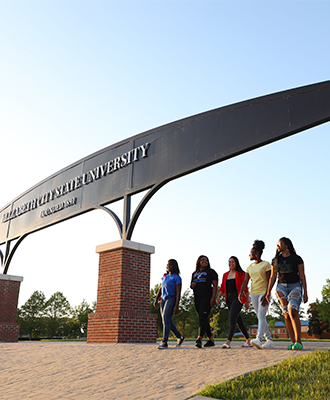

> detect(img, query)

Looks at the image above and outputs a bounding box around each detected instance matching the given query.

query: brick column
[0,274,23,342]
[87,240,157,343]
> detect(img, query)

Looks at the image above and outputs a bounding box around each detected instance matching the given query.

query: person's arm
[173,283,182,314]
[210,280,218,307]
[190,273,197,289]
[245,294,249,311]
[216,274,224,304]
[216,290,224,304]
[238,273,250,303]
[153,286,161,308]
[265,265,277,302]
[298,263,308,303]
[261,270,271,306]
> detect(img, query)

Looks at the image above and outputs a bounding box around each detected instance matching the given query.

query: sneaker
[204,339,215,347]
[262,340,275,349]
[195,338,202,348]
[176,336,185,347]
[158,340,168,349]
[292,342,303,350]
[251,338,263,349]
[287,342,294,350]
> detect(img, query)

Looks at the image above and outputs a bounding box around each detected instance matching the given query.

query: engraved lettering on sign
[1,142,150,223]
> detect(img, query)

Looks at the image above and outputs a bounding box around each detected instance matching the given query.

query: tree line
[150,284,290,339]
[18,283,313,340]
[17,291,95,340]
[307,279,330,338]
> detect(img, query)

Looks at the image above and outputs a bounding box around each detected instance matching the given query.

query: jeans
[250,293,272,341]
[227,292,250,341]
[276,282,303,314]
[194,296,212,338]
[160,297,181,341]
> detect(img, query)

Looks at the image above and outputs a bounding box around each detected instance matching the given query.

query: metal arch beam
[0,205,123,274]
[92,206,123,238]
[125,181,169,240]
[1,80,330,273]
[1,234,29,274]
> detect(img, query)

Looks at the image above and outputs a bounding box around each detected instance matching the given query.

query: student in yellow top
[239,240,274,349]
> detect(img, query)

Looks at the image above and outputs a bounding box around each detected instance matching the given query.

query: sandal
[241,342,252,347]
[292,342,303,350]
[222,343,231,349]
[287,342,294,350]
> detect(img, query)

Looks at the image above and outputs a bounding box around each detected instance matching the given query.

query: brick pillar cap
[0,274,24,282]
[96,239,155,255]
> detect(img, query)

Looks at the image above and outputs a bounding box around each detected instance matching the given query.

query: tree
[150,285,199,338]
[266,315,277,337]
[308,280,330,337]
[209,298,229,338]
[43,292,72,338]
[150,284,162,337]
[318,279,330,328]
[17,290,47,339]
[308,301,329,337]
[269,297,304,321]
[240,299,258,328]
[321,279,330,302]
[173,289,199,337]
[209,297,257,339]
[269,298,285,324]
[72,299,94,338]
[269,297,305,338]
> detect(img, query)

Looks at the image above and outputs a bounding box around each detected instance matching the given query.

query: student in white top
[239,240,274,349]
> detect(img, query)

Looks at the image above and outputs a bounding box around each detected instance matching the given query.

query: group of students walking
[154,237,308,351]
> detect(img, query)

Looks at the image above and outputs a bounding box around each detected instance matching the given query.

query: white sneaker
[262,340,275,349]
[251,338,263,349]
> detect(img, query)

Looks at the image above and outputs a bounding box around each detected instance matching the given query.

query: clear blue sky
[0,1,329,315]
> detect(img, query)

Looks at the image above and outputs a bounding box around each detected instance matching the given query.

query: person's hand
[303,292,308,303]
[245,301,249,311]
[174,305,179,315]
[261,294,268,307]
[153,300,159,308]
[238,293,244,303]
[265,292,271,303]
[216,296,220,305]
[210,298,216,308]
[191,282,197,289]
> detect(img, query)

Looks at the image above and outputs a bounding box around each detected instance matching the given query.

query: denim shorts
[276,282,303,313]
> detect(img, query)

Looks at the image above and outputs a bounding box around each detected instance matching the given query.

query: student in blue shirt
[154,259,184,349]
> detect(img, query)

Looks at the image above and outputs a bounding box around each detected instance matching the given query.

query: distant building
[247,320,325,339]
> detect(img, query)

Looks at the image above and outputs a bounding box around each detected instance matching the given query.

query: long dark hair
[229,256,244,275]
[195,255,210,272]
[274,237,297,262]
[168,259,180,275]
[253,239,265,257]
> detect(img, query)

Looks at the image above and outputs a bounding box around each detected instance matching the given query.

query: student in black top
[191,255,218,348]
[265,237,308,351]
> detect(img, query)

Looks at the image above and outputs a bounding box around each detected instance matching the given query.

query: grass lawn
[197,350,330,400]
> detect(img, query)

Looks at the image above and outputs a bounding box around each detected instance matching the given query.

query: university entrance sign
[1,80,330,274]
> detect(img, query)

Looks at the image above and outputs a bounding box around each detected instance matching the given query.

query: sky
[0,0,329,316]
